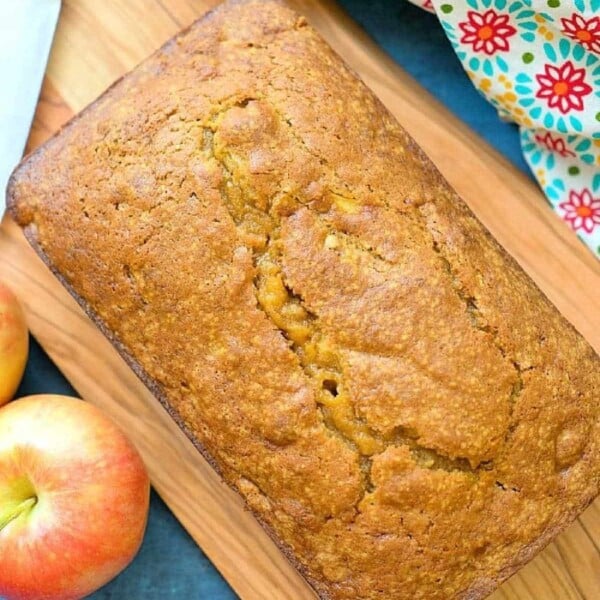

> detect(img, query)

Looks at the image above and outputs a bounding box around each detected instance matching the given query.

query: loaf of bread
[8,1,599,598]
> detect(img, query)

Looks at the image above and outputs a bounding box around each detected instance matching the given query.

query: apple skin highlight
[0,395,150,600]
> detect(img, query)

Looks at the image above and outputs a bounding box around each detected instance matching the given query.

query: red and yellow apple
[0,395,150,600]
[0,282,28,406]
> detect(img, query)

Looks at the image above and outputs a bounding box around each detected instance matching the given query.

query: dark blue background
[11,1,532,598]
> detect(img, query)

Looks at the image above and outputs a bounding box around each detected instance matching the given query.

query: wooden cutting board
[1,1,599,598]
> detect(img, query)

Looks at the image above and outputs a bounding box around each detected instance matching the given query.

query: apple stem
[0,496,37,532]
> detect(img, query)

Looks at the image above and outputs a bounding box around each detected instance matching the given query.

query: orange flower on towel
[559,189,600,234]
[459,10,516,55]
[535,61,592,114]
[561,13,600,54]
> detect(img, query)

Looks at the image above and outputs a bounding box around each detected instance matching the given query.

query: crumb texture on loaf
[8,1,600,598]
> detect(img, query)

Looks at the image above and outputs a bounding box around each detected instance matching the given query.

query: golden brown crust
[7,1,600,598]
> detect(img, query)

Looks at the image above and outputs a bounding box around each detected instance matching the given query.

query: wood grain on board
[1,1,599,599]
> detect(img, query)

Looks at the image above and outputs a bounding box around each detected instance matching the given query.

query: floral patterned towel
[409,0,600,258]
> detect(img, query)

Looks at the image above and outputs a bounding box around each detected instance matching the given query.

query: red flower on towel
[535,61,592,114]
[459,10,516,55]
[560,189,600,234]
[561,13,600,54]
[534,132,575,158]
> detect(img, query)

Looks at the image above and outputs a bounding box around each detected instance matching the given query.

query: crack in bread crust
[205,111,496,481]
